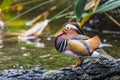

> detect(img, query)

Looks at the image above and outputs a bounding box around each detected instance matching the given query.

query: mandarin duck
[55,22,115,67]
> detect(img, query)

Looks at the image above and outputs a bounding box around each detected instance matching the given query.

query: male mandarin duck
[55,22,115,67]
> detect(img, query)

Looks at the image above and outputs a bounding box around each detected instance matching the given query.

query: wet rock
[0,59,120,80]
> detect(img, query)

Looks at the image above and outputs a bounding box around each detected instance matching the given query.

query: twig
[105,13,120,27]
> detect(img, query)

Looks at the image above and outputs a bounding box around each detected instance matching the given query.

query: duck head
[62,22,84,35]
[55,22,84,52]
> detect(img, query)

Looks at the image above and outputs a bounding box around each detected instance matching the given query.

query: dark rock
[0,59,120,80]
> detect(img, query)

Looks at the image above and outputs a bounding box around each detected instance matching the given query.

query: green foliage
[1,0,14,9]
[75,0,120,20]
[94,0,120,14]
[75,0,87,22]
[7,0,54,23]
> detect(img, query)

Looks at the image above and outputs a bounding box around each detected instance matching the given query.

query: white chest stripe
[58,40,67,52]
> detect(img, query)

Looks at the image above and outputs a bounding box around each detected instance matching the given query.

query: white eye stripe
[65,24,78,30]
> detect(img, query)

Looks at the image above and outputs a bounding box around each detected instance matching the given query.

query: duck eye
[66,27,70,30]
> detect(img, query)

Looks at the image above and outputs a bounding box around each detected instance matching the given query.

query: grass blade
[6,0,54,23]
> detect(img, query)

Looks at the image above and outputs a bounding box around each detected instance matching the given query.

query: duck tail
[99,43,112,48]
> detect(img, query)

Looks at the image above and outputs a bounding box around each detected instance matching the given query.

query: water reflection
[0,29,119,71]
[0,17,120,71]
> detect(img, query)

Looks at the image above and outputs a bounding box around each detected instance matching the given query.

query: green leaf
[1,0,14,9]
[75,0,87,22]
[94,0,120,14]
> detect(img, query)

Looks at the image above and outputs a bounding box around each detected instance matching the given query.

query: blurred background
[0,0,119,70]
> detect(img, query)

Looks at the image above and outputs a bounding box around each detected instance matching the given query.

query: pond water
[1,0,120,70]
[0,20,119,71]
